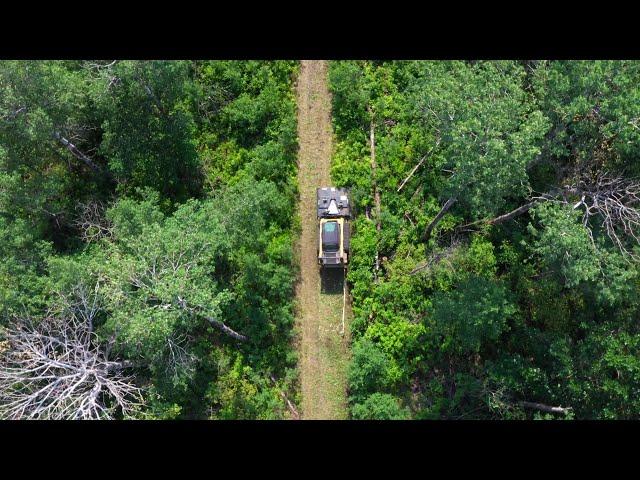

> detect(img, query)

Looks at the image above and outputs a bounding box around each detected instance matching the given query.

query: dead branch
[404,211,415,227]
[398,154,428,193]
[86,60,117,70]
[203,315,248,342]
[163,334,197,382]
[1,106,27,122]
[459,199,542,231]
[410,236,460,275]
[134,66,167,117]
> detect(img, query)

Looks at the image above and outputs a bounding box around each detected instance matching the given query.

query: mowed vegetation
[330,60,640,419]
[0,61,300,419]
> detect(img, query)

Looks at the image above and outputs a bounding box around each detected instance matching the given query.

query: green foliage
[351,393,410,420]
[332,60,640,419]
[98,61,201,201]
[5,59,640,420]
[430,276,517,355]
[329,61,371,134]
[533,60,640,175]
[529,202,601,287]
[528,202,638,306]
[207,353,283,420]
[348,338,397,403]
[407,61,550,218]
[0,60,298,419]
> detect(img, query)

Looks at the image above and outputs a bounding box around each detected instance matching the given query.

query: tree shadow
[320,268,345,295]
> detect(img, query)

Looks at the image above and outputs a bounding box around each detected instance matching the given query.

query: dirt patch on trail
[294,60,351,420]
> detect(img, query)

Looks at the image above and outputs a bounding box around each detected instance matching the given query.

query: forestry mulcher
[317,187,351,269]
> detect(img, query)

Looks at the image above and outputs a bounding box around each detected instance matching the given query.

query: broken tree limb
[459,199,541,231]
[422,197,457,242]
[203,315,248,342]
[53,132,111,179]
[397,140,440,193]
[486,200,540,225]
[176,296,248,342]
[518,401,571,415]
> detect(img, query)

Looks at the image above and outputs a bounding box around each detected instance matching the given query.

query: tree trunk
[423,197,457,242]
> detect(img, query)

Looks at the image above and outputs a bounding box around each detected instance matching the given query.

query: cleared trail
[295,60,351,420]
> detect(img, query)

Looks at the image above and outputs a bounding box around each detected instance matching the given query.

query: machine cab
[317,187,351,269]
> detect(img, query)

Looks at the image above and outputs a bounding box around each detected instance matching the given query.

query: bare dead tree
[73,200,114,243]
[562,172,640,260]
[0,285,143,420]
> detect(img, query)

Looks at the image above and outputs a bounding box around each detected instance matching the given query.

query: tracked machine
[317,187,351,269]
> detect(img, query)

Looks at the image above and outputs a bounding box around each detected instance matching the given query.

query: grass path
[294,60,352,419]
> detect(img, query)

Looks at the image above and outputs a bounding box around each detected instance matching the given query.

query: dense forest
[0,61,300,419]
[1,60,640,420]
[330,60,640,419]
